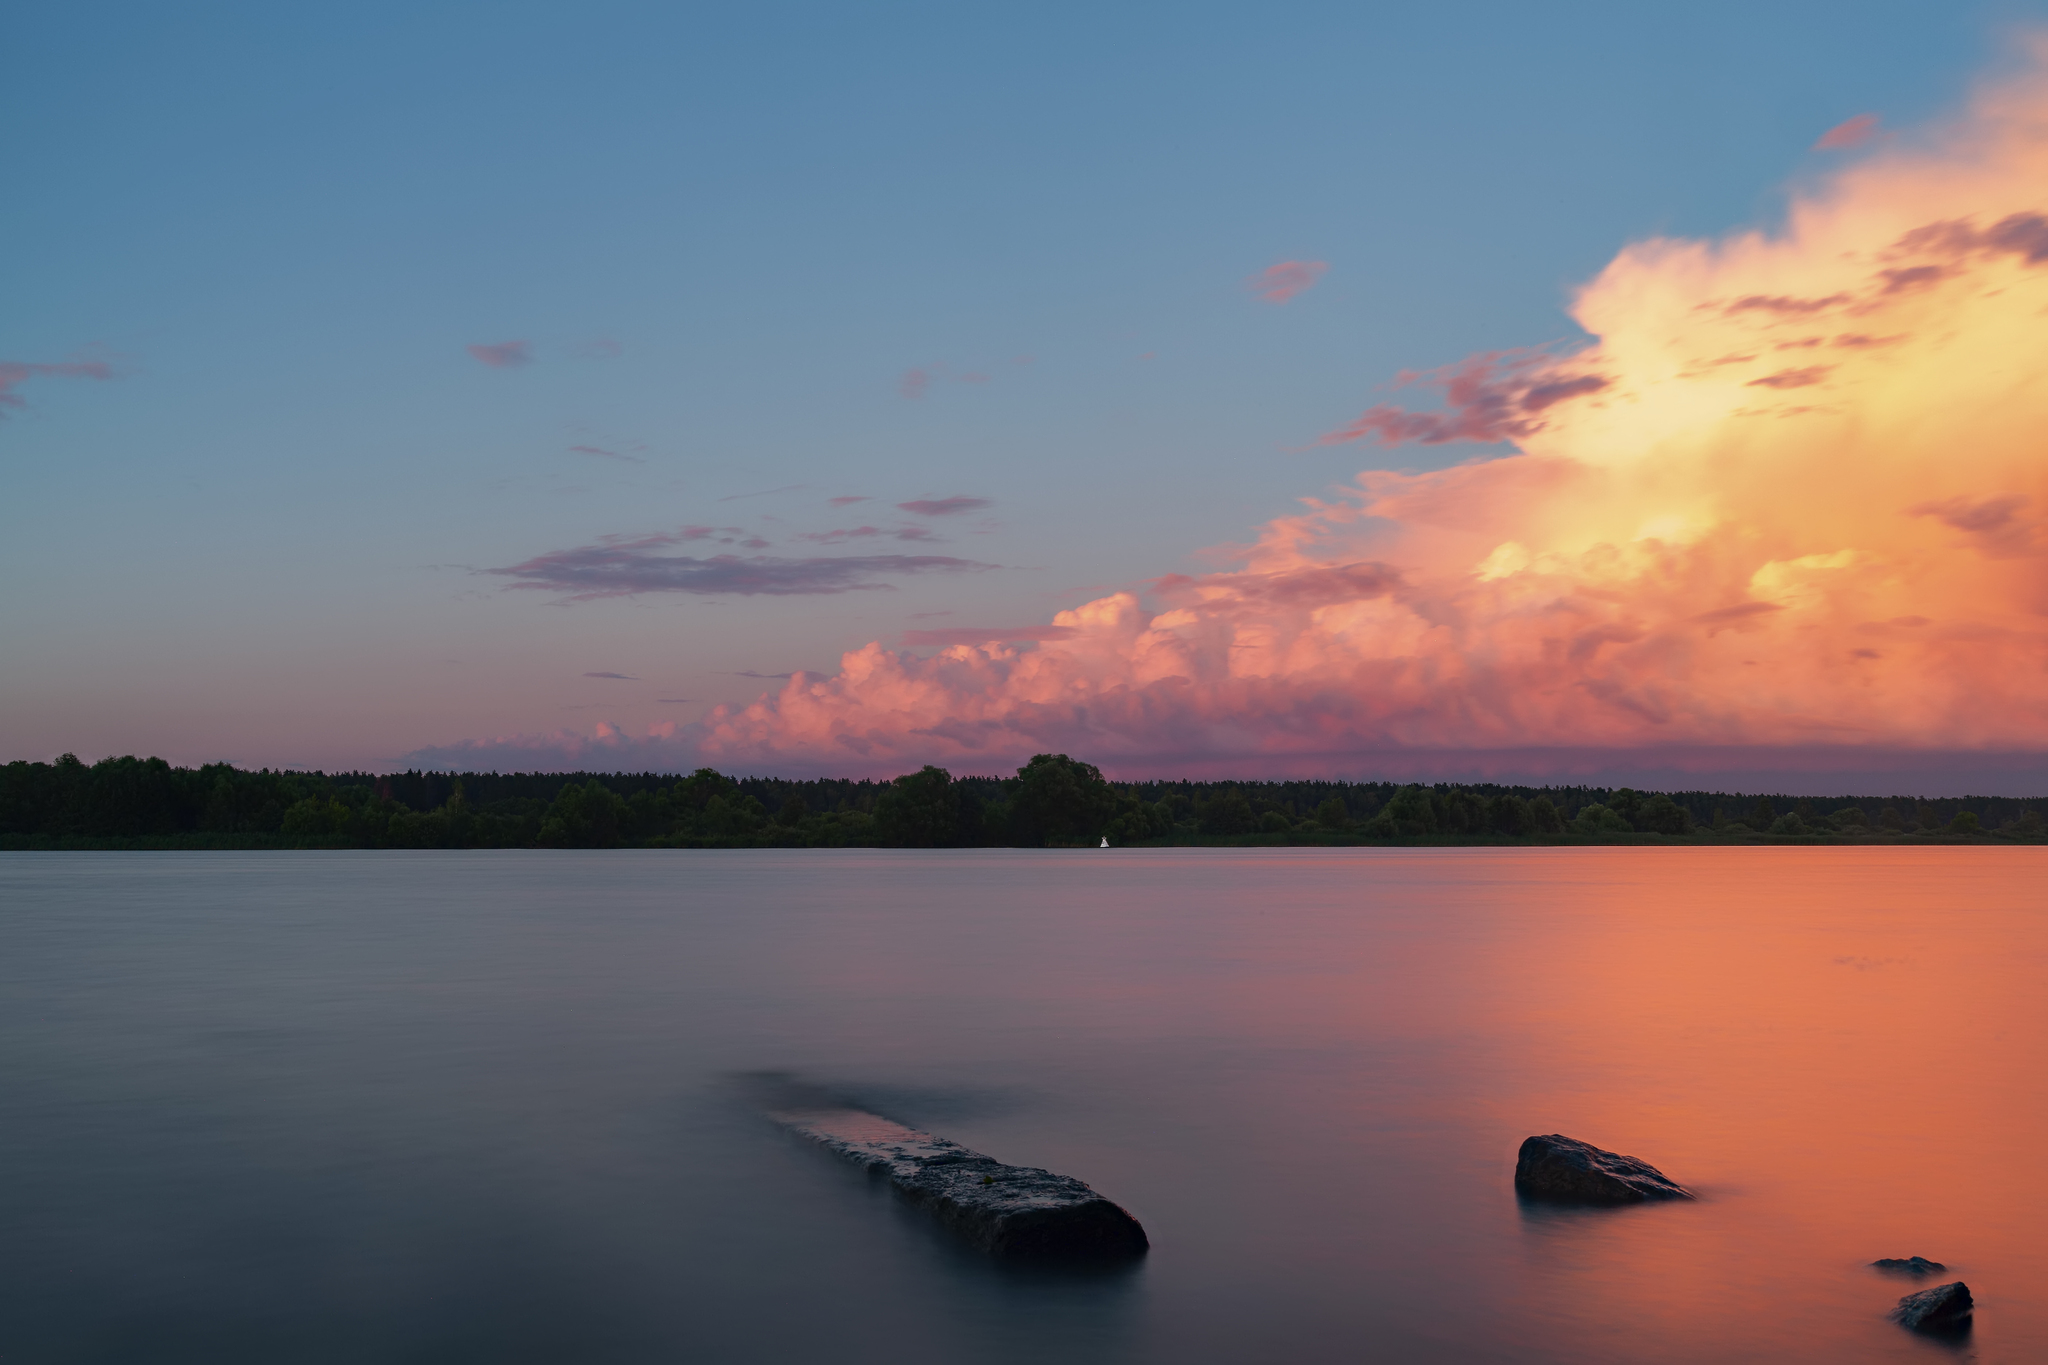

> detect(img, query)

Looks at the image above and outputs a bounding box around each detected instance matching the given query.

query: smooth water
[1,848,2042,1363]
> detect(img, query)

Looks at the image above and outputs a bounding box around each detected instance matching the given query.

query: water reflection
[0,848,2041,1362]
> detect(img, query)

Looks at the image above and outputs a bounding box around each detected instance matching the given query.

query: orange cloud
[1247,259,1328,303]
[694,42,2048,777]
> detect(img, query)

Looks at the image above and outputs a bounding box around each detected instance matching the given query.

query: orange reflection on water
[1457,848,2046,1362]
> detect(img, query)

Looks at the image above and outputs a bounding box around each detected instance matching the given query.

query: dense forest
[2,752,2042,849]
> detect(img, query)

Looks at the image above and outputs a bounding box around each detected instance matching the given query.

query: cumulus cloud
[673,43,2048,779]
[489,532,999,599]
[1816,113,1880,150]
[0,354,114,415]
[467,341,531,368]
[1247,259,1329,304]
[897,496,991,516]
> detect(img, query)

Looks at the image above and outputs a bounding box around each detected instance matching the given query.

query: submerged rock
[1872,1256,1946,1275]
[771,1105,1149,1260]
[1891,1281,1973,1332]
[1513,1134,1694,1204]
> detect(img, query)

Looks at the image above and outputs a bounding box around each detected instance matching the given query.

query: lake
[1,847,2041,1362]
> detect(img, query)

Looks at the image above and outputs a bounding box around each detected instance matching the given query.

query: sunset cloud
[1816,113,1880,150]
[467,340,531,368]
[683,46,2048,777]
[1316,351,1611,446]
[490,532,998,599]
[583,671,637,680]
[1247,259,1328,304]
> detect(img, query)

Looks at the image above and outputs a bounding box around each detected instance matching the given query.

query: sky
[8,1,2048,793]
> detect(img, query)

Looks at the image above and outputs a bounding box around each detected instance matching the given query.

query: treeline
[3,752,2044,850]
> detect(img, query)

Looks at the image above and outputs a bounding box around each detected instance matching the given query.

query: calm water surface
[1,848,2042,1362]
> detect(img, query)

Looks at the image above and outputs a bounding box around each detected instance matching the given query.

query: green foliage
[5,752,2031,851]
[1635,793,1691,835]
[1194,786,1256,836]
[539,780,630,847]
[874,765,980,847]
[1573,803,1633,835]
[1007,753,1120,845]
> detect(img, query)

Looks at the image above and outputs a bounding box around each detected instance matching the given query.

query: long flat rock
[770,1105,1149,1260]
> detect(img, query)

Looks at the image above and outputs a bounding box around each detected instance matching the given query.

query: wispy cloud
[796,525,942,544]
[0,354,115,415]
[898,495,991,516]
[717,484,807,502]
[657,697,697,703]
[570,444,646,464]
[725,670,795,679]
[1246,259,1329,304]
[583,671,638,680]
[467,340,531,368]
[1816,113,1879,150]
[828,495,871,508]
[490,532,1000,599]
[897,363,1004,398]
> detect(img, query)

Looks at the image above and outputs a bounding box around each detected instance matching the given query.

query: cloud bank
[680,47,2048,780]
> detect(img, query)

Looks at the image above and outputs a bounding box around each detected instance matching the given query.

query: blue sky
[5,0,2043,772]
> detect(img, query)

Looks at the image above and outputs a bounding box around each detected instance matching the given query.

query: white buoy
[1099,837,1109,847]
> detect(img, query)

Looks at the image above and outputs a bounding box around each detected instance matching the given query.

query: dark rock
[1872,1256,1946,1275]
[1891,1281,1973,1332]
[772,1105,1148,1260]
[1513,1134,1694,1204]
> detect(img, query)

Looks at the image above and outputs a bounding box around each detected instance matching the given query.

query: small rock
[1891,1281,1972,1332]
[1513,1134,1694,1204]
[1872,1256,1946,1274]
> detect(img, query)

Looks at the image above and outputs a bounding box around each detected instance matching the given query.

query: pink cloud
[898,495,991,516]
[899,367,934,399]
[1815,113,1879,150]
[467,340,531,368]
[0,355,114,415]
[828,496,871,508]
[1246,259,1329,304]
